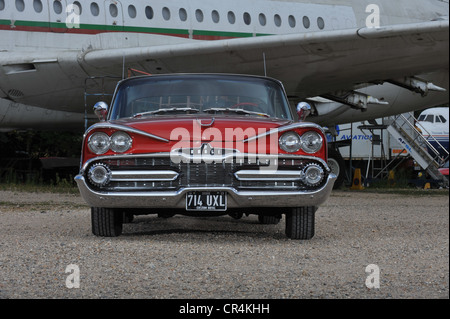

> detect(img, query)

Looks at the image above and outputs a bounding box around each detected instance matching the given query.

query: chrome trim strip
[85,123,169,143]
[110,170,179,182]
[234,169,304,181]
[85,122,324,145]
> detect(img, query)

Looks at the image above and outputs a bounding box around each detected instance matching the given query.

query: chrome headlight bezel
[300,131,323,154]
[303,163,325,186]
[110,131,132,153]
[87,163,112,187]
[279,131,302,153]
[87,132,110,155]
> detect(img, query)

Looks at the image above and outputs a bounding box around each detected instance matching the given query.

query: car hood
[110,115,292,141]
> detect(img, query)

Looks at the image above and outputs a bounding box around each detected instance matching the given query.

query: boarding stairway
[384,113,449,187]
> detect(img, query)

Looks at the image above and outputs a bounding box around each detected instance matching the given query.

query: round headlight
[110,131,132,153]
[88,163,111,187]
[300,131,323,153]
[279,131,301,153]
[303,163,324,186]
[88,132,110,155]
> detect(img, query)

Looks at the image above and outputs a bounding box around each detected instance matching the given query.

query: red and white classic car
[75,74,336,239]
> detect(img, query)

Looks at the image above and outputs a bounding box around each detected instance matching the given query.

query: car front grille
[84,153,328,192]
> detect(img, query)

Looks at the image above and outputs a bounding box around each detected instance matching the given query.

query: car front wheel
[91,207,123,237]
[285,206,316,240]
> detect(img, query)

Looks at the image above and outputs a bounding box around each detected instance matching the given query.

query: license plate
[186,191,227,211]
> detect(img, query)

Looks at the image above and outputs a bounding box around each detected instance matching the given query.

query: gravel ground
[0,189,448,300]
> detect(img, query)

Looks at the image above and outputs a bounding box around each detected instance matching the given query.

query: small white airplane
[0,0,448,132]
[416,106,449,158]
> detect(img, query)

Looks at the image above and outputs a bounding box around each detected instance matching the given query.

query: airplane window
[0,0,4,11]
[33,0,43,13]
[90,2,99,17]
[212,10,220,23]
[145,6,154,20]
[418,115,426,121]
[303,16,310,29]
[228,11,236,24]
[128,5,137,19]
[73,1,82,15]
[259,13,266,26]
[289,15,296,28]
[15,0,25,12]
[425,114,434,123]
[274,14,282,27]
[436,116,442,123]
[196,9,204,23]
[439,115,447,123]
[109,3,118,18]
[162,7,170,21]
[53,0,62,14]
[243,12,251,25]
[179,8,187,21]
[317,17,325,29]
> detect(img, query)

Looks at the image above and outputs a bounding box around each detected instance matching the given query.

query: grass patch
[0,182,79,194]
[0,201,88,209]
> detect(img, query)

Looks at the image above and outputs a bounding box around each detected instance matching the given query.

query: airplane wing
[1,20,448,131]
[81,20,449,99]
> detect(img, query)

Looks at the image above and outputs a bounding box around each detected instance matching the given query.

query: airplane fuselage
[0,0,448,131]
[1,0,447,41]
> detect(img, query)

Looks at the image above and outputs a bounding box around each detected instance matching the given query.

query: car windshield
[109,75,293,120]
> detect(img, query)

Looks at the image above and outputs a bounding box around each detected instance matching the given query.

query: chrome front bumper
[75,173,336,209]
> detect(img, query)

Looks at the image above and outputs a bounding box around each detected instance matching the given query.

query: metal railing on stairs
[385,113,448,186]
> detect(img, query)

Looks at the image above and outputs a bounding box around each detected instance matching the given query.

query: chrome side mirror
[297,102,311,121]
[93,101,109,122]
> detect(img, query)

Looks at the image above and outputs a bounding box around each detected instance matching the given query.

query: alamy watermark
[63,263,380,290]
[365,264,380,289]
[169,120,281,170]
[64,3,380,30]
[65,264,80,289]
[366,4,381,28]
[65,4,81,29]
